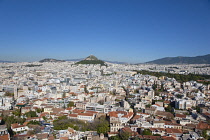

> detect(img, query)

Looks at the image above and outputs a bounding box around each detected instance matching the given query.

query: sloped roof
[175,113,186,118]
[196,122,210,130]
[78,112,94,117]
[166,128,182,134]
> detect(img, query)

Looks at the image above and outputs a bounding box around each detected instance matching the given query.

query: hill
[75,55,106,66]
[66,58,127,64]
[0,60,15,63]
[39,58,65,63]
[146,54,210,64]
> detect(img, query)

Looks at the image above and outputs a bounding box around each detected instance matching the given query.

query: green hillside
[75,55,106,66]
[146,54,210,64]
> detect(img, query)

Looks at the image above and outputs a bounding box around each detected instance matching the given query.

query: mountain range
[38,57,127,64]
[146,54,210,64]
[0,60,15,63]
[65,58,127,64]
[39,58,65,63]
[1,54,210,64]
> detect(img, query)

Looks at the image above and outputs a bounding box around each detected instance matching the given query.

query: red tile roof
[196,122,210,130]
[109,111,118,118]
[122,112,134,118]
[175,113,186,118]
[72,109,84,114]
[166,128,182,134]
[78,113,94,117]
[65,107,74,111]
[132,115,141,120]
[109,111,132,118]
[11,123,26,129]
[60,137,69,140]
[162,136,176,140]
[142,135,161,140]
[68,114,78,118]
[0,134,9,140]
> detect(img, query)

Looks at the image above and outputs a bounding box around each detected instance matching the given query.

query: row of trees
[12,108,43,117]
[135,70,210,84]
[0,108,43,136]
[53,116,83,131]
[53,115,109,134]
[24,111,38,118]
[4,91,14,97]
[109,131,130,140]
[109,129,160,140]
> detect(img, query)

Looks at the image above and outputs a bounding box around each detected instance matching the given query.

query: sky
[0,0,210,63]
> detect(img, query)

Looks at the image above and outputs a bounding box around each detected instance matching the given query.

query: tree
[24,111,38,118]
[4,91,14,97]
[36,108,43,113]
[134,70,210,83]
[27,126,41,135]
[62,93,66,98]
[152,84,157,91]
[34,126,41,134]
[202,129,209,139]
[109,135,121,140]
[67,101,75,107]
[160,84,164,92]
[165,104,173,113]
[175,94,183,99]
[131,137,141,140]
[96,120,109,134]
[85,116,109,134]
[53,116,87,131]
[2,115,26,129]
[57,115,68,120]
[153,134,161,136]
[42,116,47,122]
[84,85,89,93]
[27,120,41,125]
[12,109,21,117]
[142,129,152,135]
[196,106,201,113]
[145,104,151,108]
[119,131,131,140]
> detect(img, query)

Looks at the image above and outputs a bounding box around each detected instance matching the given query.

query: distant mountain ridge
[146,54,210,64]
[65,58,83,61]
[39,58,65,63]
[0,60,15,63]
[38,57,127,64]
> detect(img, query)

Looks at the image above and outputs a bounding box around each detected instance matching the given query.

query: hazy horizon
[1,0,210,63]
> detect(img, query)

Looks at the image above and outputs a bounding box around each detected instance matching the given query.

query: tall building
[14,85,18,100]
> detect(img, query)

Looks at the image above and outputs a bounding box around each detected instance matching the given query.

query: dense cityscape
[1,1,210,140]
[0,55,210,140]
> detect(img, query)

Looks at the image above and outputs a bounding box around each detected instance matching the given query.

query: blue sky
[0,0,210,63]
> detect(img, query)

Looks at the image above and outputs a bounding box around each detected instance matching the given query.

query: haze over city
[0,0,210,63]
